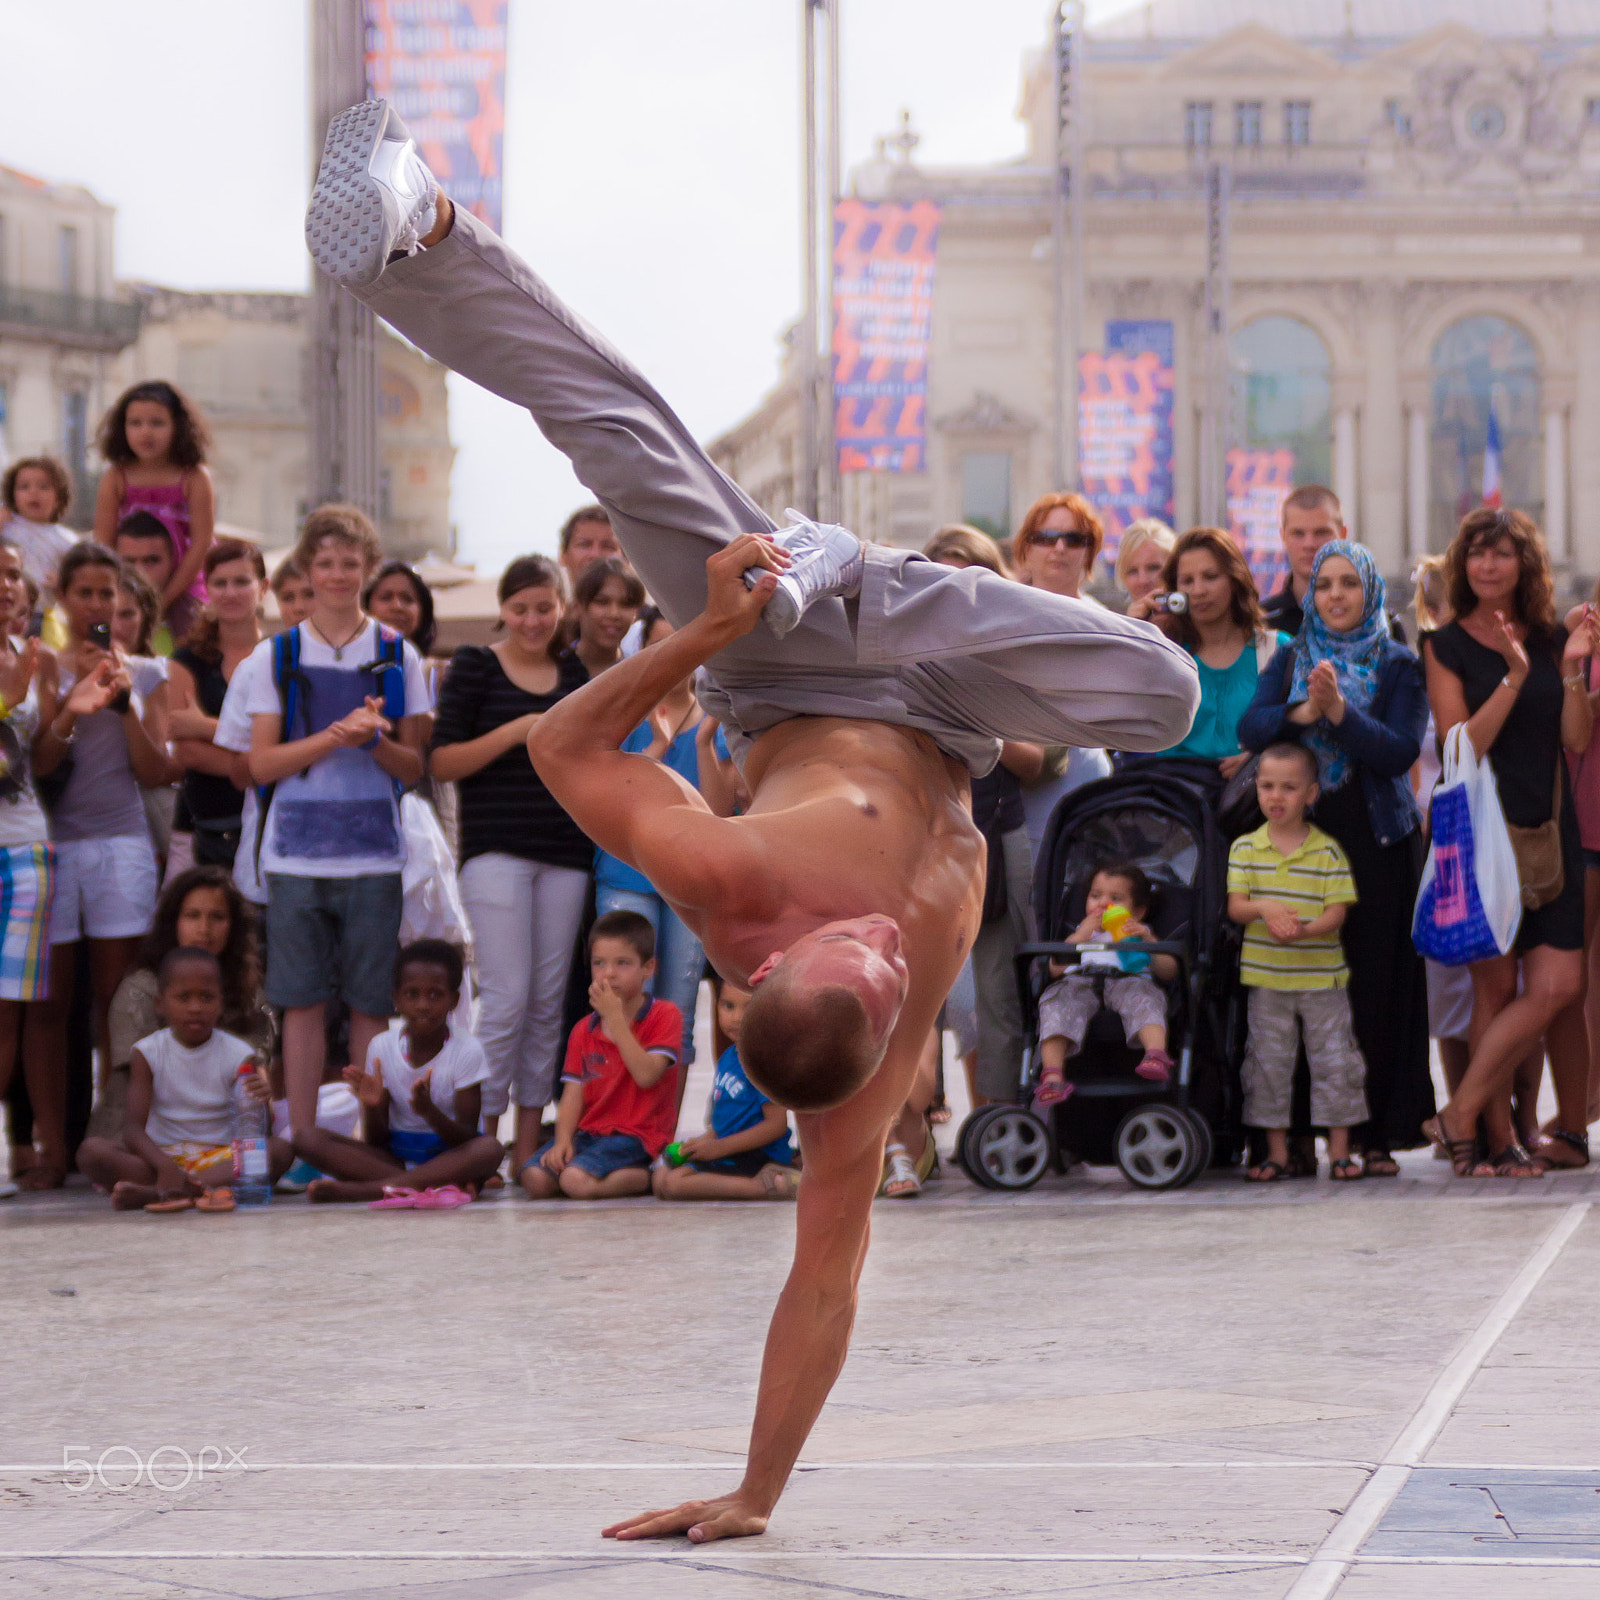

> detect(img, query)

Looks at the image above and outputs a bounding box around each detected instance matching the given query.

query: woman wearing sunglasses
[1007,493,1112,854]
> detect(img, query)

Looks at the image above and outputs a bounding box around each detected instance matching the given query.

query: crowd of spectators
[0,374,1596,1209]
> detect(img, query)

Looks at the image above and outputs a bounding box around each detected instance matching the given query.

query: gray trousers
[354,210,1200,773]
[970,825,1035,1100]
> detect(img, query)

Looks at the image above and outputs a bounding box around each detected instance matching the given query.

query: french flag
[1482,407,1503,509]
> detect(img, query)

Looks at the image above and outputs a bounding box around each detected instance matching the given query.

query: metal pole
[797,0,820,520]
[1051,1,1084,490]
[821,0,841,524]
[310,0,380,526]
[1200,159,1231,527]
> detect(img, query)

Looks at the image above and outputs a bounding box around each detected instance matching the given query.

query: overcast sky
[1,0,1137,573]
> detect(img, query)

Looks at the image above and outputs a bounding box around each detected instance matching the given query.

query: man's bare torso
[675,716,986,997]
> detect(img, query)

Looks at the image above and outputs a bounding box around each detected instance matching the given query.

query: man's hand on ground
[602,1492,770,1544]
[701,533,791,641]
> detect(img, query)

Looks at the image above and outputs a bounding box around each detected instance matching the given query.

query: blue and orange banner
[833,199,940,474]
[1078,320,1174,560]
[1226,447,1295,598]
[365,1,508,234]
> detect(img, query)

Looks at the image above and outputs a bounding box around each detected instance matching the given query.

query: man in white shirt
[215,504,429,1171]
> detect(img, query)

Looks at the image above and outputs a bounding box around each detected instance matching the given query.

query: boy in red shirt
[520,910,682,1199]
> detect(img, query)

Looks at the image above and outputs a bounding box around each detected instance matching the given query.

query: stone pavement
[1,1143,1595,1600]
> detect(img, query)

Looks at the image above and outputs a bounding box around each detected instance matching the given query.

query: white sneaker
[747,510,864,638]
[306,99,438,288]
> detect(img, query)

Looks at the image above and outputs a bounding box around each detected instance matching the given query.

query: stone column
[1572,286,1600,579]
[1407,404,1429,565]
[1360,284,1404,572]
[1333,407,1358,526]
[1543,406,1568,567]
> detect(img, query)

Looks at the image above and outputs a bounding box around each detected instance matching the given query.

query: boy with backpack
[215,503,429,1172]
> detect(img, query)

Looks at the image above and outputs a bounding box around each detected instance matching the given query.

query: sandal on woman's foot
[1422,1116,1480,1178]
[881,1142,922,1198]
[1328,1156,1364,1182]
[1032,1071,1073,1109]
[1487,1144,1546,1179]
[1245,1159,1290,1183]
[1361,1150,1400,1177]
[1530,1126,1590,1170]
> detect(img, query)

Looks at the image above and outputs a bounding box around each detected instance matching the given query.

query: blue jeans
[595,884,703,1065]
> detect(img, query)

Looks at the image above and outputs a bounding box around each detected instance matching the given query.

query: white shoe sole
[306,100,428,288]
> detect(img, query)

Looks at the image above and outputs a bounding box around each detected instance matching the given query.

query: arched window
[1429,315,1541,551]
[1230,315,1333,485]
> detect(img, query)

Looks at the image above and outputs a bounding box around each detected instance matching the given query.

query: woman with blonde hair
[922,523,1009,577]
[1116,518,1177,612]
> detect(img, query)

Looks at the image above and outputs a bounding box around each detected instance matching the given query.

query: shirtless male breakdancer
[306,101,1199,1543]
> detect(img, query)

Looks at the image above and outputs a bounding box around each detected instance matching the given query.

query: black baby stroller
[956,762,1247,1191]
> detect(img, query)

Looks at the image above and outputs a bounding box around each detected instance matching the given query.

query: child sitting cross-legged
[306,940,505,1205]
[78,948,291,1212]
[653,982,800,1201]
[1034,861,1178,1106]
[520,910,682,1200]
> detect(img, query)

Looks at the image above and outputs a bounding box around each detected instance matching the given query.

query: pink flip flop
[411,1185,473,1209]
[369,1187,421,1210]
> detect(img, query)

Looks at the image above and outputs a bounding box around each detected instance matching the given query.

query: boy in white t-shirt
[306,940,505,1203]
[215,506,429,1175]
[77,948,291,1210]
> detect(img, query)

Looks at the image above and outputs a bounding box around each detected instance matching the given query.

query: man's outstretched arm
[526,533,789,913]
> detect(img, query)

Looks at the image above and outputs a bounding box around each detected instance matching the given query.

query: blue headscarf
[1289,540,1388,791]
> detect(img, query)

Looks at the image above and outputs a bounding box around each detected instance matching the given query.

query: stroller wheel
[1114,1104,1205,1191]
[954,1108,991,1185]
[968,1106,1052,1191]
[1180,1107,1214,1178]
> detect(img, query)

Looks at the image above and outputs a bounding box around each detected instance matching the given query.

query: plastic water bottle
[230,1065,272,1207]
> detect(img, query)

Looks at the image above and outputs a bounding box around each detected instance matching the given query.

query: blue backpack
[253,624,408,868]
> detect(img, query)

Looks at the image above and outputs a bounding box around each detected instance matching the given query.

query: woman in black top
[168,538,266,869]
[431,554,592,1174]
[1422,508,1597,1177]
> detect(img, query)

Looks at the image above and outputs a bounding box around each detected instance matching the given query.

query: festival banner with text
[365,1,508,234]
[833,199,940,474]
[1226,447,1295,597]
[1078,319,1174,560]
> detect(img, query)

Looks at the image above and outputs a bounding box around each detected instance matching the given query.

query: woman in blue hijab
[1240,540,1432,1176]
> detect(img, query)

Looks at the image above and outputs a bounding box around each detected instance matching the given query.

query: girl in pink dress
[93,381,215,640]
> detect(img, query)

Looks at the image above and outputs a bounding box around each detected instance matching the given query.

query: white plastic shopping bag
[1412,723,1521,964]
[400,793,477,1033]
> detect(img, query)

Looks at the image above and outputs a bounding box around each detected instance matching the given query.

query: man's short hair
[394,937,464,992]
[738,967,881,1112]
[293,503,383,576]
[1260,742,1318,783]
[589,909,655,963]
[113,510,172,548]
[559,504,612,553]
[1280,485,1341,526]
[156,946,222,990]
[1093,860,1152,914]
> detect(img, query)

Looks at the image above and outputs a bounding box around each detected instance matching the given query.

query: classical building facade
[710,1,1600,585]
[0,164,141,526]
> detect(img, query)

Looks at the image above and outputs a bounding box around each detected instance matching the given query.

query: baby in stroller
[1034,861,1178,1106]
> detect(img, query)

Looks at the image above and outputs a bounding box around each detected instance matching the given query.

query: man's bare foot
[603,1491,770,1544]
[111,1181,161,1211]
[307,1178,387,1204]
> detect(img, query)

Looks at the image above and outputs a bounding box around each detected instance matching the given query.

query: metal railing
[0,284,142,347]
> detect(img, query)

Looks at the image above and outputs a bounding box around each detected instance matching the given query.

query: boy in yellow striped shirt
[1227,744,1367,1182]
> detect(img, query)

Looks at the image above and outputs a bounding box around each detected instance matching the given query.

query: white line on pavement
[1284,1200,1591,1600]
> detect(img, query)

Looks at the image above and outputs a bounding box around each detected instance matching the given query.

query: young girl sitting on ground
[306,940,505,1205]
[78,948,289,1212]
[653,983,799,1201]
[1035,861,1178,1105]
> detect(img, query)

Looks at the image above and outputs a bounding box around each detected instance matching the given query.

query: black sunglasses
[1030,530,1091,549]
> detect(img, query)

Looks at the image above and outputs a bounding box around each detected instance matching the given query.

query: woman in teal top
[1152,527,1288,775]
